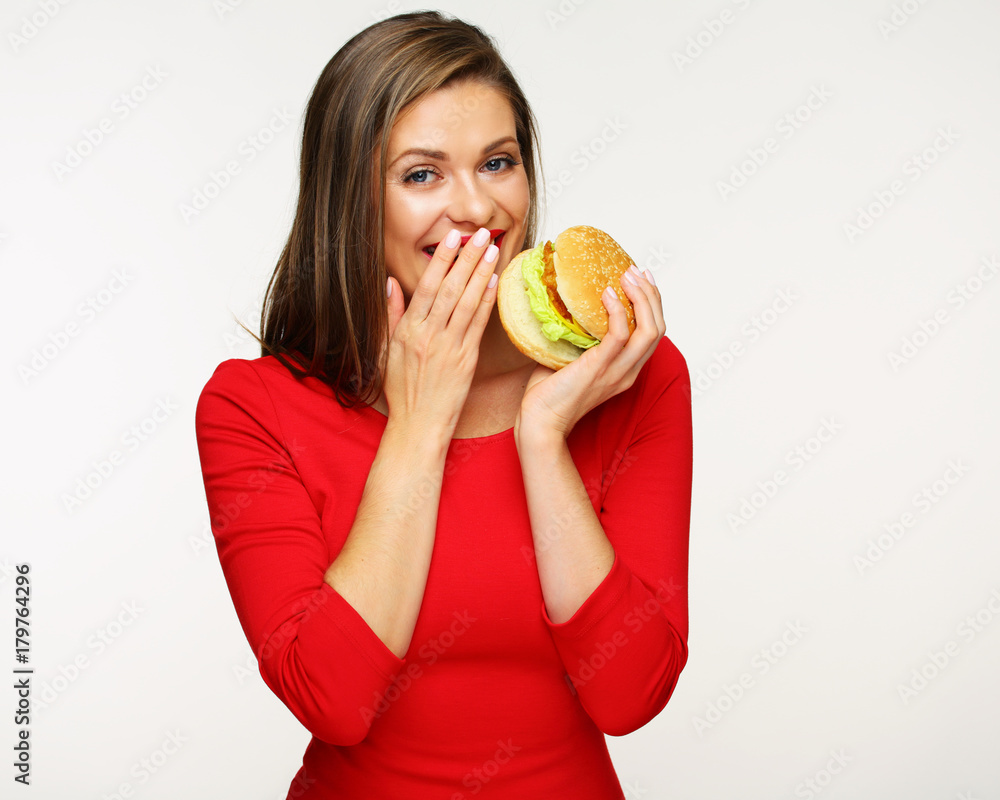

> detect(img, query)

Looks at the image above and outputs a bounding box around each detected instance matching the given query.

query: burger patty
[542,240,574,322]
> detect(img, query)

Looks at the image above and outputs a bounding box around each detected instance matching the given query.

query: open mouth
[423,231,505,261]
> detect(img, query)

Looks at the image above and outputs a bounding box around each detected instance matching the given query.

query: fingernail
[645,269,656,285]
[473,227,490,246]
[488,273,498,289]
[603,286,614,299]
[445,229,461,248]
[628,264,641,276]
[484,243,499,263]
[622,270,637,285]
[386,277,392,298]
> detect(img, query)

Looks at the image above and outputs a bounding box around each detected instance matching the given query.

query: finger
[567,283,619,372]
[618,268,663,363]
[448,242,500,333]
[426,227,495,328]
[387,276,404,341]
[619,267,661,341]
[378,276,404,368]
[590,284,631,372]
[639,268,666,336]
[466,265,500,337]
[406,228,463,321]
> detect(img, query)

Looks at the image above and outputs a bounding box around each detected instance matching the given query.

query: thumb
[523,362,554,396]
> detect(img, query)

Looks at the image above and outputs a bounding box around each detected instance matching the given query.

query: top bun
[496,225,637,370]
[553,225,637,339]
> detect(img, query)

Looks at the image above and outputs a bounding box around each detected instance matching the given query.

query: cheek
[504,173,531,221]
[385,191,435,245]
[382,191,429,297]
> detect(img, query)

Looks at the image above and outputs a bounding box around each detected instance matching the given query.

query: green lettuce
[520,244,599,349]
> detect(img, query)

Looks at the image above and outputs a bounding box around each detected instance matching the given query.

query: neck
[369,303,533,417]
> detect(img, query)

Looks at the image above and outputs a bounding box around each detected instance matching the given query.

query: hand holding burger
[499,224,666,443]
[497,225,639,370]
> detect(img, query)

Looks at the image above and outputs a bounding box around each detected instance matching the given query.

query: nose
[446,172,495,229]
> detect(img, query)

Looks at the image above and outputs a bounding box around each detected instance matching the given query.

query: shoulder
[629,334,690,414]
[198,350,326,396]
[195,354,314,425]
[195,351,354,434]
[595,334,690,429]
[198,355,279,402]
[639,334,689,395]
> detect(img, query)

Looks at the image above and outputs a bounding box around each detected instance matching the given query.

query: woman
[195,10,692,799]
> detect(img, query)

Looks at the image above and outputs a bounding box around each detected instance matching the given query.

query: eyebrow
[388,136,520,169]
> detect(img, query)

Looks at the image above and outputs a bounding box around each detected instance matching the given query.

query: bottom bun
[497,250,587,370]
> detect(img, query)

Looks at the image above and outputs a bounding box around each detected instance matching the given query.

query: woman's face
[381,79,530,299]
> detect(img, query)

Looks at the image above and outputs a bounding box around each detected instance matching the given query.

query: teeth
[425,233,502,258]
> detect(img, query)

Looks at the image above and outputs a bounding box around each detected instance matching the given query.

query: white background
[3,1,999,798]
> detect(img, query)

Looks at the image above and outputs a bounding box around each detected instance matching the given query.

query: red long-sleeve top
[193,335,692,799]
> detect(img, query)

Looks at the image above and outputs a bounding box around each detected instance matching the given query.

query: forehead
[387,81,516,155]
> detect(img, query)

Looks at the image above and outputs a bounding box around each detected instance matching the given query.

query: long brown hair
[239,10,544,408]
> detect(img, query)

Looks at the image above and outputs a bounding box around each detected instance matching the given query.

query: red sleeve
[541,337,692,736]
[194,359,406,745]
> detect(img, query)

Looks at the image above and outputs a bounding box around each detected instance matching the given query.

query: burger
[497,225,637,370]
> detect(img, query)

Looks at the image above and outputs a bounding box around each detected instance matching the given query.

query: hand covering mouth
[423,230,505,259]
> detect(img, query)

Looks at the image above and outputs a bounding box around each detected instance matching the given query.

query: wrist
[514,419,567,455]
[382,416,451,461]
